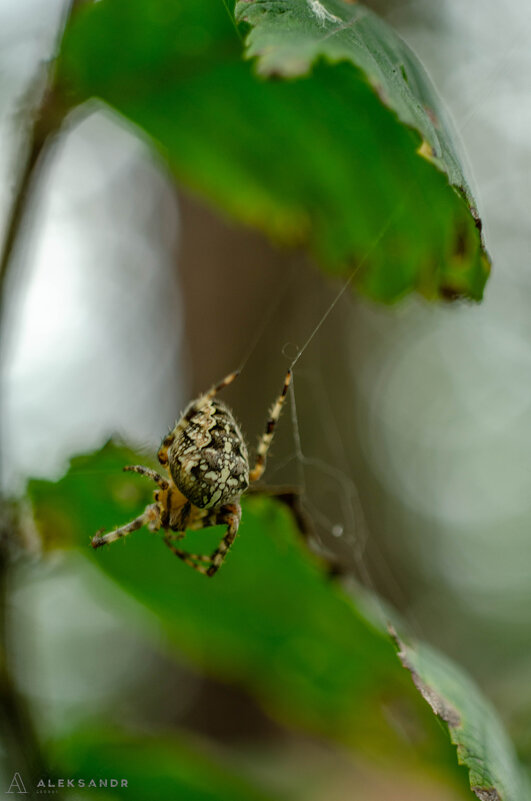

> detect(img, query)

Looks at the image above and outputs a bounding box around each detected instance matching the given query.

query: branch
[0,511,47,793]
[0,84,66,312]
[0,7,75,795]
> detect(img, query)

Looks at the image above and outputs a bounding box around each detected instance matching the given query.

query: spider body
[91,369,291,576]
[165,397,249,510]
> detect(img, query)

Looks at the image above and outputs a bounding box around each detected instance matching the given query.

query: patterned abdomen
[168,399,249,509]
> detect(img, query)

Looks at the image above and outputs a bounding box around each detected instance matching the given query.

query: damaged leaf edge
[235,0,491,286]
[389,625,511,801]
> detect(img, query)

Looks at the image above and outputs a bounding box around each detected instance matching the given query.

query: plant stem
[0,522,47,796]
[0,87,65,315]
[0,2,87,789]
[0,50,69,801]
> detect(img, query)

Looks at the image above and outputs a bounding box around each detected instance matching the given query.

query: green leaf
[391,629,531,801]
[29,444,528,793]
[237,0,470,197]
[55,0,489,302]
[50,728,281,801]
[28,444,450,766]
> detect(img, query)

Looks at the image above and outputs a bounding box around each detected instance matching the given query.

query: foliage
[54,0,490,301]
[49,729,282,801]
[29,443,529,799]
[393,631,530,801]
[29,444,413,751]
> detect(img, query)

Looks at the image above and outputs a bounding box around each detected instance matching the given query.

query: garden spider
[91,369,292,576]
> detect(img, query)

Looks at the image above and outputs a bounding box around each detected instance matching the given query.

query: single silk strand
[289,202,404,370]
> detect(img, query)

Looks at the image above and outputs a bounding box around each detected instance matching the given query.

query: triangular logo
[6,773,27,794]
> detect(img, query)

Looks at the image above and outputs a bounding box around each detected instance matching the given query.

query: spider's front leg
[163,503,241,577]
[249,369,291,482]
[123,464,169,489]
[91,503,161,549]
[157,432,175,469]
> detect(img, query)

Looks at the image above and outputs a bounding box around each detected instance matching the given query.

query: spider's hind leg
[163,503,241,577]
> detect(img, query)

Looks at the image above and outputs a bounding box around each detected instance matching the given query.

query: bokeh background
[0,0,530,797]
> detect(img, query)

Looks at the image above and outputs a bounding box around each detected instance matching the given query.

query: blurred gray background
[1,0,530,774]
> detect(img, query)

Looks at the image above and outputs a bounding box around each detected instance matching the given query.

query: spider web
[236,200,415,631]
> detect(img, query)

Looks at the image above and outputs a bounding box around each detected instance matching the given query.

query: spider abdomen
[168,399,249,509]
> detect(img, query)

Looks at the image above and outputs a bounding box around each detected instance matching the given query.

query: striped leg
[249,369,292,483]
[157,430,175,469]
[123,465,169,489]
[91,503,160,549]
[158,370,240,468]
[204,370,239,401]
[163,503,241,577]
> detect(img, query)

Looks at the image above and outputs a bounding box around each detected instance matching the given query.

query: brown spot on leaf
[423,105,439,127]
[417,139,436,160]
[470,206,483,233]
[439,286,465,302]
[454,225,468,258]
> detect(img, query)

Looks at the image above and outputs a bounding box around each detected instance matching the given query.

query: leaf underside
[56,0,490,302]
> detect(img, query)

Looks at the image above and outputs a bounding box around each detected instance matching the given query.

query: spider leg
[157,370,239,468]
[249,369,291,483]
[123,465,169,489]
[164,531,186,542]
[163,503,241,577]
[91,503,160,549]
[204,370,239,401]
[158,439,172,468]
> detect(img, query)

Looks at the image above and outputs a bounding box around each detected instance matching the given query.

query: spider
[91,369,292,576]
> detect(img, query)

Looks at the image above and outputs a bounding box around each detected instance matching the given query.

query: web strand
[233,195,408,621]
[288,201,405,371]
[277,198,412,627]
